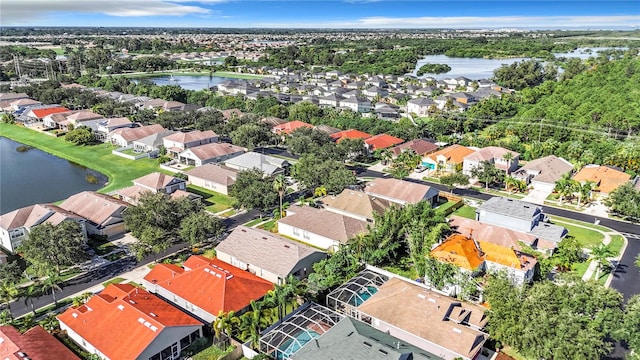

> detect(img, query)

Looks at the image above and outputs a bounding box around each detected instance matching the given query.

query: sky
[1,0,639,29]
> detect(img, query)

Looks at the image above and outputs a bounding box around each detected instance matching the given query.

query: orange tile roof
[572,165,631,194]
[364,133,404,151]
[272,120,313,135]
[330,129,372,143]
[30,107,69,119]
[0,325,81,360]
[430,234,483,271]
[425,144,475,165]
[143,256,273,316]
[57,284,202,360]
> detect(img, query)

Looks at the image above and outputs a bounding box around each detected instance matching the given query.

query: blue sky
[2,1,639,28]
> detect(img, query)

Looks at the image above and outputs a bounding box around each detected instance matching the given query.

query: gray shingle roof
[478,197,541,220]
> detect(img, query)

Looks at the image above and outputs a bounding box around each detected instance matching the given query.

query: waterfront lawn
[186,184,234,213]
[210,71,266,79]
[0,124,160,193]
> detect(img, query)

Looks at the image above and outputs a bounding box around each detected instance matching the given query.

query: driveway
[522,185,552,205]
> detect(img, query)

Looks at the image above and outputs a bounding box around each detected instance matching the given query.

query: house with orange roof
[0,204,87,253]
[272,120,314,136]
[430,234,537,285]
[58,284,203,360]
[142,255,274,323]
[0,325,81,360]
[364,133,404,151]
[330,129,372,143]
[422,144,475,174]
[24,106,69,120]
[572,164,632,196]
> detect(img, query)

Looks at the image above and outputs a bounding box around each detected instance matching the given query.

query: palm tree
[0,282,19,321]
[71,292,92,307]
[504,176,518,194]
[379,148,393,166]
[589,244,614,280]
[577,181,596,207]
[22,282,41,316]
[39,312,60,332]
[0,309,12,325]
[40,272,63,306]
[554,173,577,204]
[273,174,286,219]
[502,151,515,175]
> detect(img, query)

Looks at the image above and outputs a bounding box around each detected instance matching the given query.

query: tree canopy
[229,169,279,214]
[19,220,88,274]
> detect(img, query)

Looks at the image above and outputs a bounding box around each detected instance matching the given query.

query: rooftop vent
[149,312,157,317]
[72,313,78,318]
[453,328,462,334]
[117,304,125,310]
[137,317,145,324]
[417,294,426,300]
[363,341,372,348]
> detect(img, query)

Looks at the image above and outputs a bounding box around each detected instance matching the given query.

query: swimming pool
[352,285,378,306]
[277,329,320,359]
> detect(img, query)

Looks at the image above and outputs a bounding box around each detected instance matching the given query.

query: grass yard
[210,71,266,79]
[186,184,235,213]
[258,219,277,232]
[548,216,611,233]
[572,261,590,278]
[435,200,463,216]
[192,343,235,360]
[451,205,477,219]
[243,218,264,227]
[87,237,118,255]
[559,222,605,248]
[102,277,125,287]
[607,235,625,255]
[502,346,532,360]
[0,124,160,193]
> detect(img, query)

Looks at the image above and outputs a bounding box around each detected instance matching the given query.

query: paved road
[9,208,262,319]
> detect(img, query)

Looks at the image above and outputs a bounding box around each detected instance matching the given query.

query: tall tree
[179,211,225,245]
[470,161,504,190]
[229,169,278,216]
[605,183,640,220]
[273,174,286,219]
[440,172,469,193]
[19,221,88,275]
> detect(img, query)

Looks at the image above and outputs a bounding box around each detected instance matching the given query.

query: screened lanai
[259,303,344,360]
[326,269,389,315]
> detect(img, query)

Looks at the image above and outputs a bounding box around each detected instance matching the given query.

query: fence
[437,191,464,216]
[111,146,149,160]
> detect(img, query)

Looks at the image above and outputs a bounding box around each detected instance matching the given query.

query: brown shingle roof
[357,277,488,359]
[278,205,368,244]
[133,172,184,191]
[390,139,438,157]
[59,191,128,227]
[364,178,439,205]
[163,130,218,144]
[185,164,238,186]
[463,146,519,162]
[319,189,394,220]
[111,124,165,142]
[215,226,325,279]
[515,155,573,185]
[184,143,246,161]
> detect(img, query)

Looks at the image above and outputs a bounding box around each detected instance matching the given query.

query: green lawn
[186,184,234,213]
[435,200,461,216]
[548,216,611,233]
[210,71,266,79]
[560,222,605,248]
[192,343,235,360]
[243,218,264,227]
[258,219,277,232]
[572,260,590,278]
[451,205,477,219]
[0,124,160,193]
[607,235,625,255]
[102,277,125,287]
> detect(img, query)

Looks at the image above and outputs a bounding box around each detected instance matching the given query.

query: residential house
[572,165,632,196]
[390,138,438,157]
[185,164,238,195]
[223,151,289,176]
[449,92,476,105]
[318,93,345,108]
[407,98,436,117]
[329,271,489,360]
[178,143,246,167]
[162,130,219,157]
[290,317,441,360]
[476,197,567,244]
[449,215,558,254]
[58,284,203,360]
[462,146,520,176]
[362,86,387,99]
[272,120,314,136]
[422,144,475,174]
[219,108,243,121]
[430,234,537,285]
[259,303,345,360]
[0,92,29,109]
[512,155,574,191]
[364,178,439,206]
[364,134,404,151]
[340,96,373,113]
[215,226,327,284]
[0,204,86,253]
[4,98,42,112]
[95,117,133,142]
[25,106,69,120]
[59,191,129,239]
[330,129,372,143]
[65,111,104,131]
[313,124,341,136]
[277,205,369,252]
[319,189,394,222]
[139,99,197,112]
[42,110,76,129]
[108,124,166,148]
[374,102,401,120]
[142,255,274,323]
[0,325,81,360]
[132,130,177,155]
[117,172,187,204]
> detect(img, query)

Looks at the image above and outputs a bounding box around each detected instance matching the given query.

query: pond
[0,137,107,213]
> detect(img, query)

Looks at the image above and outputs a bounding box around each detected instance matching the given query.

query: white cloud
[0,0,224,24]
[255,15,640,29]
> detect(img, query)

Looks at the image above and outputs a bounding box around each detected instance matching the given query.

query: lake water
[0,137,107,214]
[144,75,241,91]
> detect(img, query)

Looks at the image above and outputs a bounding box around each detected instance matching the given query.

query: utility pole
[538,118,544,143]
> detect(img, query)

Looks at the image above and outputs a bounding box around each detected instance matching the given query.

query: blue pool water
[277,330,320,359]
[352,285,378,306]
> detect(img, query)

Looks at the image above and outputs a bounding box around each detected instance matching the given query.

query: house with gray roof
[277,205,369,252]
[291,317,442,360]
[215,226,326,284]
[476,197,567,244]
[340,96,372,113]
[407,97,436,117]
[224,151,289,176]
[133,130,177,155]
